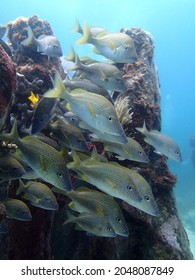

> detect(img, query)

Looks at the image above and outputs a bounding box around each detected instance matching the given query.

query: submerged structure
[0,15,193,260]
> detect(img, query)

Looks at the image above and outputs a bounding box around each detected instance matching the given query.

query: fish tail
[43,71,68,100]
[72,20,83,34]
[64,46,76,62]
[0,119,19,143]
[67,150,81,170]
[63,211,76,225]
[68,53,83,71]
[135,120,148,135]
[16,179,25,195]
[21,25,37,46]
[76,22,90,44]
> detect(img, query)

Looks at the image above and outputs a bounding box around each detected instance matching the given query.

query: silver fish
[21,25,63,59]
[3,198,32,221]
[0,156,26,183]
[64,212,116,237]
[90,135,149,163]
[67,151,142,205]
[136,121,182,162]
[17,180,59,210]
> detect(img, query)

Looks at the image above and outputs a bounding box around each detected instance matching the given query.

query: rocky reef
[0,16,193,260]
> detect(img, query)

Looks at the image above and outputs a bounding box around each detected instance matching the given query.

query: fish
[17,180,59,210]
[0,24,6,38]
[43,71,128,144]
[28,91,40,109]
[66,187,129,236]
[63,78,113,102]
[64,211,116,237]
[0,120,72,191]
[126,169,159,216]
[136,121,182,162]
[49,119,89,152]
[77,23,138,63]
[34,134,61,151]
[31,97,58,134]
[0,156,26,183]
[90,135,149,163]
[2,198,32,221]
[70,54,127,92]
[21,25,63,59]
[67,151,142,205]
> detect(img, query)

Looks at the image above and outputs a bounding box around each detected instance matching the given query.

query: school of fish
[0,21,182,237]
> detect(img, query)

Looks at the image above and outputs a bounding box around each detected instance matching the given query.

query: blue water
[1,0,195,254]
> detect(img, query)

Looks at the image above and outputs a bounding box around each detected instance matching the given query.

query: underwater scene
[0,0,194,260]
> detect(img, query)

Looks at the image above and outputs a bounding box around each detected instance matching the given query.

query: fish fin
[78,121,91,131]
[105,178,117,189]
[90,146,99,161]
[153,150,163,155]
[63,211,76,225]
[72,20,83,34]
[16,179,26,195]
[51,186,67,195]
[108,40,116,50]
[65,46,76,62]
[86,102,97,117]
[38,34,47,40]
[21,25,37,46]
[43,71,67,99]
[76,186,91,192]
[67,150,81,169]
[76,22,90,44]
[0,119,19,142]
[66,103,72,111]
[21,170,39,180]
[68,201,77,211]
[135,120,148,135]
[92,47,101,54]
[115,155,126,161]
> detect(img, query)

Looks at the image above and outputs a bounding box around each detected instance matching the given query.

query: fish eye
[138,151,142,155]
[144,195,150,201]
[175,151,180,155]
[53,45,59,49]
[127,185,132,190]
[107,116,113,122]
[116,78,120,82]
[39,119,43,123]
[57,171,63,177]
[116,217,121,223]
[107,226,112,231]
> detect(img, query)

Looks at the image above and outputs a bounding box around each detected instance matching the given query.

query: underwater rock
[0,45,16,131]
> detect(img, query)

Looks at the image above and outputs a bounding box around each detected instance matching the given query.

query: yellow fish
[28,91,39,109]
